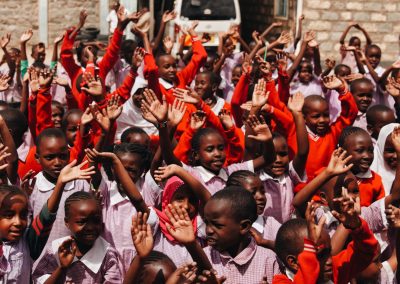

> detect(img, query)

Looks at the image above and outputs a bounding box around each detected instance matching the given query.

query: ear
[366,124,373,134]
[239,219,252,235]
[286,255,299,271]
[64,217,70,230]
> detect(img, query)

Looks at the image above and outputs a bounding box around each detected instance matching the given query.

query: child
[338,126,385,206]
[32,191,122,283]
[366,105,396,144]
[350,78,374,131]
[274,196,378,283]
[289,60,323,97]
[226,170,281,250]
[120,127,151,148]
[0,159,93,283]
[166,186,280,283]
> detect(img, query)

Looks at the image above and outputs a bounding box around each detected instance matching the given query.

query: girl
[289,60,323,97]
[338,126,385,206]
[32,191,122,283]
[226,170,281,250]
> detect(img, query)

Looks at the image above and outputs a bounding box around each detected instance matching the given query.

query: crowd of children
[1,2,400,283]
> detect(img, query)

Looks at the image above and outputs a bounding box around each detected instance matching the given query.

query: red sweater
[274,218,378,284]
[357,170,385,207]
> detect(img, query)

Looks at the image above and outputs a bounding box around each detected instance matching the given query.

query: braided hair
[190,128,224,166]
[338,126,368,148]
[64,191,100,219]
[226,170,257,187]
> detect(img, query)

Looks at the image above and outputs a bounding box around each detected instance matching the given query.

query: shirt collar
[252,215,265,234]
[219,237,257,266]
[194,166,228,183]
[258,170,286,184]
[52,236,109,274]
[355,169,373,179]
[159,78,174,90]
[357,111,366,118]
[211,97,225,114]
[35,172,75,192]
[109,182,129,206]
[306,126,320,141]
[285,268,295,281]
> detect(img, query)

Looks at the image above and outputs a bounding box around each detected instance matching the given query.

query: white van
[171,0,241,47]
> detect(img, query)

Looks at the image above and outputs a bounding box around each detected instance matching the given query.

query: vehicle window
[180,0,236,20]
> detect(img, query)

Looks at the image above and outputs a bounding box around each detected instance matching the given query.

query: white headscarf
[371,123,400,195]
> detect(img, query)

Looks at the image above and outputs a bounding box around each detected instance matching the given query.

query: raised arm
[20,29,33,78]
[50,33,64,70]
[151,10,176,52]
[339,23,354,45]
[0,33,15,76]
[0,115,19,184]
[354,24,372,46]
[287,31,316,80]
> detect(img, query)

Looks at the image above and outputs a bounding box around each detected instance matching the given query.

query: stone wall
[302,0,400,65]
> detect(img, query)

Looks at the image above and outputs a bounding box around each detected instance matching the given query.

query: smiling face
[298,62,313,84]
[157,55,177,83]
[65,199,103,246]
[195,73,216,100]
[383,135,397,170]
[65,112,82,147]
[0,194,28,242]
[116,152,144,184]
[304,98,330,136]
[343,132,374,174]
[170,186,198,220]
[51,105,63,129]
[366,46,381,69]
[239,176,266,215]
[265,136,289,177]
[352,81,373,113]
[194,132,226,174]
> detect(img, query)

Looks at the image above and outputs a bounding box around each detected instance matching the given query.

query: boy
[366,104,396,143]
[350,78,374,131]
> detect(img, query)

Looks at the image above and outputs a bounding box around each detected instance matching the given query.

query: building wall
[301,0,399,64]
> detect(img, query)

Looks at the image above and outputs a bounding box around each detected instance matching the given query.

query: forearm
[185,241,213,272]
[151,22,166,52]
[238,36,251,53]
[213,54,227,74]
[313,48,322,76]
[260,24,276,40]
[20,80,29,114]
[331,224,350,255]
[175,167,211,203]
[51,43,59,63]
[288,42,307,79]
[339,26,352,45]
[143,34,152,54]
[353,51,366,74]
[378,66,393,87]
[0,118,18,183]
[47,180,66,213]
[1,47,15,73]
[20,42,28,61]
[248,42,263,61]
[159,126,182,166]
[291,111,309,175]
[360,28,372,45]
[365,61,380,83]
[44,267,67,284]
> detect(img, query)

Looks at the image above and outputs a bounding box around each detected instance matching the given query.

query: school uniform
[356,169,385,207]
[252,215,281,241]
[33,236,122,283]
[289,77,323,97]
[352,111,368,131]
[203,237,280,284]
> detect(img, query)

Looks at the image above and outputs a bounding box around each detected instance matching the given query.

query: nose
[54,157,63,166]
[206,224,214,235]
[13,216,23,227]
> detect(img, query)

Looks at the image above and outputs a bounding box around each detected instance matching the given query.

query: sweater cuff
[303,238,317,253]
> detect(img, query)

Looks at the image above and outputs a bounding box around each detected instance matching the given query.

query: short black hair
[155,53,174,67]
[302,95,327,114]
[136,250,176,282]
[113,143,153,173]
[338,126,369,148]
[209,186,257,223]
[197,71,222,87]
[65,191,100,218]
[121,127,150,144]
[365,44,381,56]
[349,36,361,46]
[334,64,351,76]
[36,128,66,152]
[366,105,394,125]
[350,77,373,94]
[275,218,307,265]
[226,170,257,187]
[61,109,83,131]
[190,128,223,166]
[0,108,28,147]
[297,60,313,73]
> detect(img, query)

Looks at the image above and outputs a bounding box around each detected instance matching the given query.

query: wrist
[343,216,362,230]
[156,120,168,129]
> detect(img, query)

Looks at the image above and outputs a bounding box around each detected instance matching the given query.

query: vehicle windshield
[180,0,236,20]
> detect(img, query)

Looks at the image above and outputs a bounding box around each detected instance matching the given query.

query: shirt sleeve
[288,161,307,184]
[227,160,254,175]
[21,60,29,79]
[32,249,58,283]
[142,171,163,208]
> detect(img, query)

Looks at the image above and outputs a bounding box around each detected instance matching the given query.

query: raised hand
[106,95,123,121]
[305,201,326,244]
[303,30,316,43]
[189,111,206,130]
[0,74,10,92]
[240,101,253,112]
[246,115,272,142]
[343,73,363,82]
[166,262,198,284]
[162,10,177,23]
[385,204,400,228]
[21,170,36,196]
[58,160,95,184]
[141,103,158,125]
[154,164,180,182]
[325,57,336,70]
[252,79,269,107]
[54,76,70,88]
[90,103,111,132]
[218,109,234,130]
[53,33,65,45]
[308,39,319,48]
[131,25,147,39]
[84,148,118,163]
[81,107,94,126]
[28,67,40,93]
[78,10,88,28]
[0,33,11,49]
[196,269,226,284]
[392,59,400,69]
[276,52,288,71]
[173,88,201,105]
[276,31,292,45]
[163,36,174,54]
[132,47,145,70]
[168,99,187,127]
[38,68,55,88]
[391,126,400,153]
[58,238,77,268]
[322,75,345,91]
[332,187,361,229]
[251,31,263,47]
[386,77,400,97]
[131,212,153,258]
[325,148,353,176]
[81,72,104,97]
[165,204,195,244]
[20,29,33,44]
[0,144,10,175]
[287,92,304,113]
[142,89,168,123]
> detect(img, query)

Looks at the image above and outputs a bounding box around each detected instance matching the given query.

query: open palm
[165,204,195,245]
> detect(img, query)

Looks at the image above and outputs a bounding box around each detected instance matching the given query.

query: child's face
[265,136,289,177]
[195,73,215,100]
[124,133,150,149]
[367,111,396,140]
[36,137,69,180]
[304,100,330,136]
[203,56,215,72]
[383,135,397,170]
[170,186,197,219]
[298,63,313,84]
[350,38,361,49]
[366,47,381,69]
[194,133,226,174]
[240,176,266,215]
[65,113,82,146]
[335,67,351,78]
[33,46,46,63]
[231,66,242,86]
[116,152,144,183]
[316,229,333,282]
[51,105,63,128]
[65,199,103,246]
[157,55,177,83]
[204,199,249,253]
[0,194,28,242]
[344,133,374,174]
[132,88,145,108]
[352,82,373,113]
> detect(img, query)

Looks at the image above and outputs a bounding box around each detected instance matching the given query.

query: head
[61,109,83,146]
[203,53,219,72]
[275,219,333,282]
[392,68,400,83]
[297,61,313,84]
[365,44,381,69]
[264,132,290,177]
[191,128,226,174]
[0,108,28,148]
[350,78,374,113]
[0,185,28,242]
[136,251,177,283]
[303,95,330,136]
[366,105,396,140]
[8,48,20,63]
[338,127,374,174]
[121,127,151,149]
[51,101,65,128]
[194,71,220,100]
[227,171,266,215]
[31,42,46,64]
[64,192,103,247]
[204,186,257,254]
[35,128,69,181]
[349,36,361,49]
[265,51,278,73]
[110,1,120,11]
[113,143,152,183]
[76,43,98,68]
[231,65,242,86]
[120,39,137,64]
[334,64,351,78]
[156,54,177,83]
[383,130,398,171]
